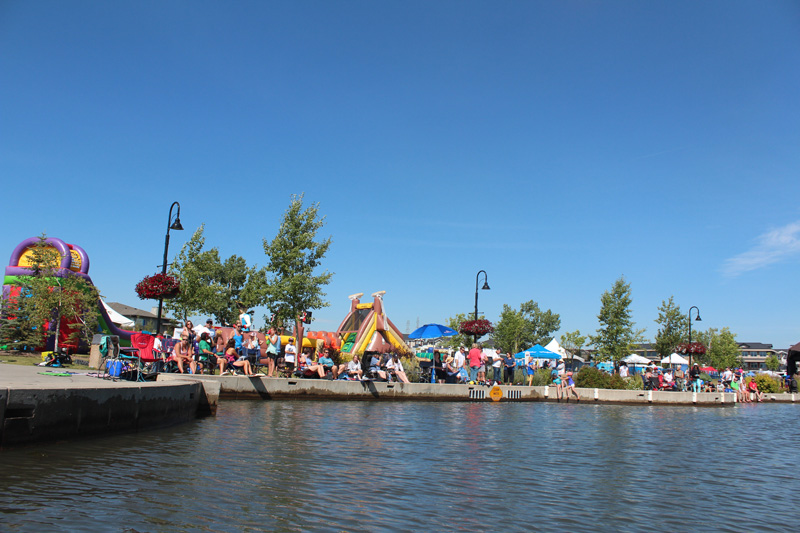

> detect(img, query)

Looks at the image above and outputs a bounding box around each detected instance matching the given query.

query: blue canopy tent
[514,344,560,366]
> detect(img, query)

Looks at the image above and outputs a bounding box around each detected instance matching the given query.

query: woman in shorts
[564,371,580,401]
[551,370,563,400]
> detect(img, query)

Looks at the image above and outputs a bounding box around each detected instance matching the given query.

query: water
[1,401,798,532]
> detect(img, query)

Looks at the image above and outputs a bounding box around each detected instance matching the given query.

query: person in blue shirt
[232,325,244,356]
[503,352,516,384]
[318,349,337,379]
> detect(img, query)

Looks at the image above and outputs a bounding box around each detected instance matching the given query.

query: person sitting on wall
[298,350,326,378]
[746,378,764,402]
[318,348,337,379]
[338,354,363,380]
[364,351,387,381]
[386,353,411,383]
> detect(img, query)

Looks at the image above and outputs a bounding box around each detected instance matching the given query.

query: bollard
[593,388,598,400]
[647,390,652,403]
[692,392,697,404]
[544,386,549,398]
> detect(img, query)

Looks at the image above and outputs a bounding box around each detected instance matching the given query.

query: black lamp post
[155,202,183,336]
[687,305,702,368]
[474,269,490,325]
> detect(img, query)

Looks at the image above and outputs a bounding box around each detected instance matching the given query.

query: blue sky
[2,1,799,348]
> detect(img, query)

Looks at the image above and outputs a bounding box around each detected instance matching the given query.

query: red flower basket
[135,273,181,300]
[676,342,706,355]
[459,319,494,337]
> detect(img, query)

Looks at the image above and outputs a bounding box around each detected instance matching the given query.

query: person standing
[689,364,701,393]
[454,346,468,382]
[491,351,503,383]
[503,352,516,384]
[467,343,482,383]
[526,354,536,386]
[238,306,252,332]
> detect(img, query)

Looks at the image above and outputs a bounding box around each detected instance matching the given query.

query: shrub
[624,376,643,390]
[607,374,627,390]
[753,374,780,393]
[576,366,609,389]
[531,368,552,386]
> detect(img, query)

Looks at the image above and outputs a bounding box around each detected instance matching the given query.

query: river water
[1,400,798,532]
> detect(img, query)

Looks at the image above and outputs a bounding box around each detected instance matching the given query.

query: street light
[474,269,490,321]
[687,305,702,368]
[155,201,183,336]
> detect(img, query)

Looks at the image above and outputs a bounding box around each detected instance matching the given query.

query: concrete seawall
[0,364,219,448]
[161,375,799,405]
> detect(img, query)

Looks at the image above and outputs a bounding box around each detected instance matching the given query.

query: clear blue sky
[2,1,799,348]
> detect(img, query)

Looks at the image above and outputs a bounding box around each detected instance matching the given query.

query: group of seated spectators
[150,319,415,382]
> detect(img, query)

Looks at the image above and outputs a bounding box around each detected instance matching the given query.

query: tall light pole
[474,270,490,342]
[155,202,183,336]
[687,305,702,368]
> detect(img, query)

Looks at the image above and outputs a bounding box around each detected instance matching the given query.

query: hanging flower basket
[459,319,494,337]
[135,273,181,300]
[676,342,706,355]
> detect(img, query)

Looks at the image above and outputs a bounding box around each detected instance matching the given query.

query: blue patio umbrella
[407,323,457,383]
[408,323,458,339]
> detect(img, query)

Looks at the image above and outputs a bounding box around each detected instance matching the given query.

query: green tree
[591,276,644,363]
[262,194,332,342]
[561,330,587,366]
[165,225,268,326]
[0,234,99,351]
[653,296,685,359]
[443,312,473,350]
[765,354,780,372]
[705,327,742,370]
[492,300,560,353]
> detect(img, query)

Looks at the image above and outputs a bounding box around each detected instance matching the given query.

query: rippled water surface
[1,401,798,532]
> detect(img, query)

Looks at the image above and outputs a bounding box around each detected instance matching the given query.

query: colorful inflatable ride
[2,236,134,351]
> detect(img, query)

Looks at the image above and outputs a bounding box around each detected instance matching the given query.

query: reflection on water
[1,401,798,532]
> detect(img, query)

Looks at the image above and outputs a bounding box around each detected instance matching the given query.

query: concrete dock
[0,363,219,447]
[158,373,800,405]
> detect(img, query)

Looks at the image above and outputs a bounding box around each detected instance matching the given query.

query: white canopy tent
[544,338,568,358]
[622,354,652,365]
[101,300,135,329]
[661,353,689,365]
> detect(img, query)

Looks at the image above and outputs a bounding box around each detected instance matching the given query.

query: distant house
[106,302,176,334]
[737,342,781,370]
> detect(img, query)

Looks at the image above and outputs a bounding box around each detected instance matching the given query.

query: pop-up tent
[515,344,560,363]
[623,354,652,365]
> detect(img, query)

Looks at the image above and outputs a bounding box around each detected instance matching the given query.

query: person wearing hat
[556,358,566,379]
[444,354,459,384]
[205,319,216,338]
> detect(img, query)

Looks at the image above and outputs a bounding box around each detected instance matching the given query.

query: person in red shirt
[746,378,764,402]
[467,343,482,383]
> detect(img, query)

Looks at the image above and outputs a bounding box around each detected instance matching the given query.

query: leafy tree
[492,300,560,353]
[262,194,332,342]
[653,296,685,359]
[0,234,99,352]
[443,312,473,350]
[765,354,780,372]
[693,327,742,369]
[165,225,268,326]
[591,276,644,363]
[561,330,586,365]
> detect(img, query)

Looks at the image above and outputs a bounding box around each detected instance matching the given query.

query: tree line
[445,276,751,370]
